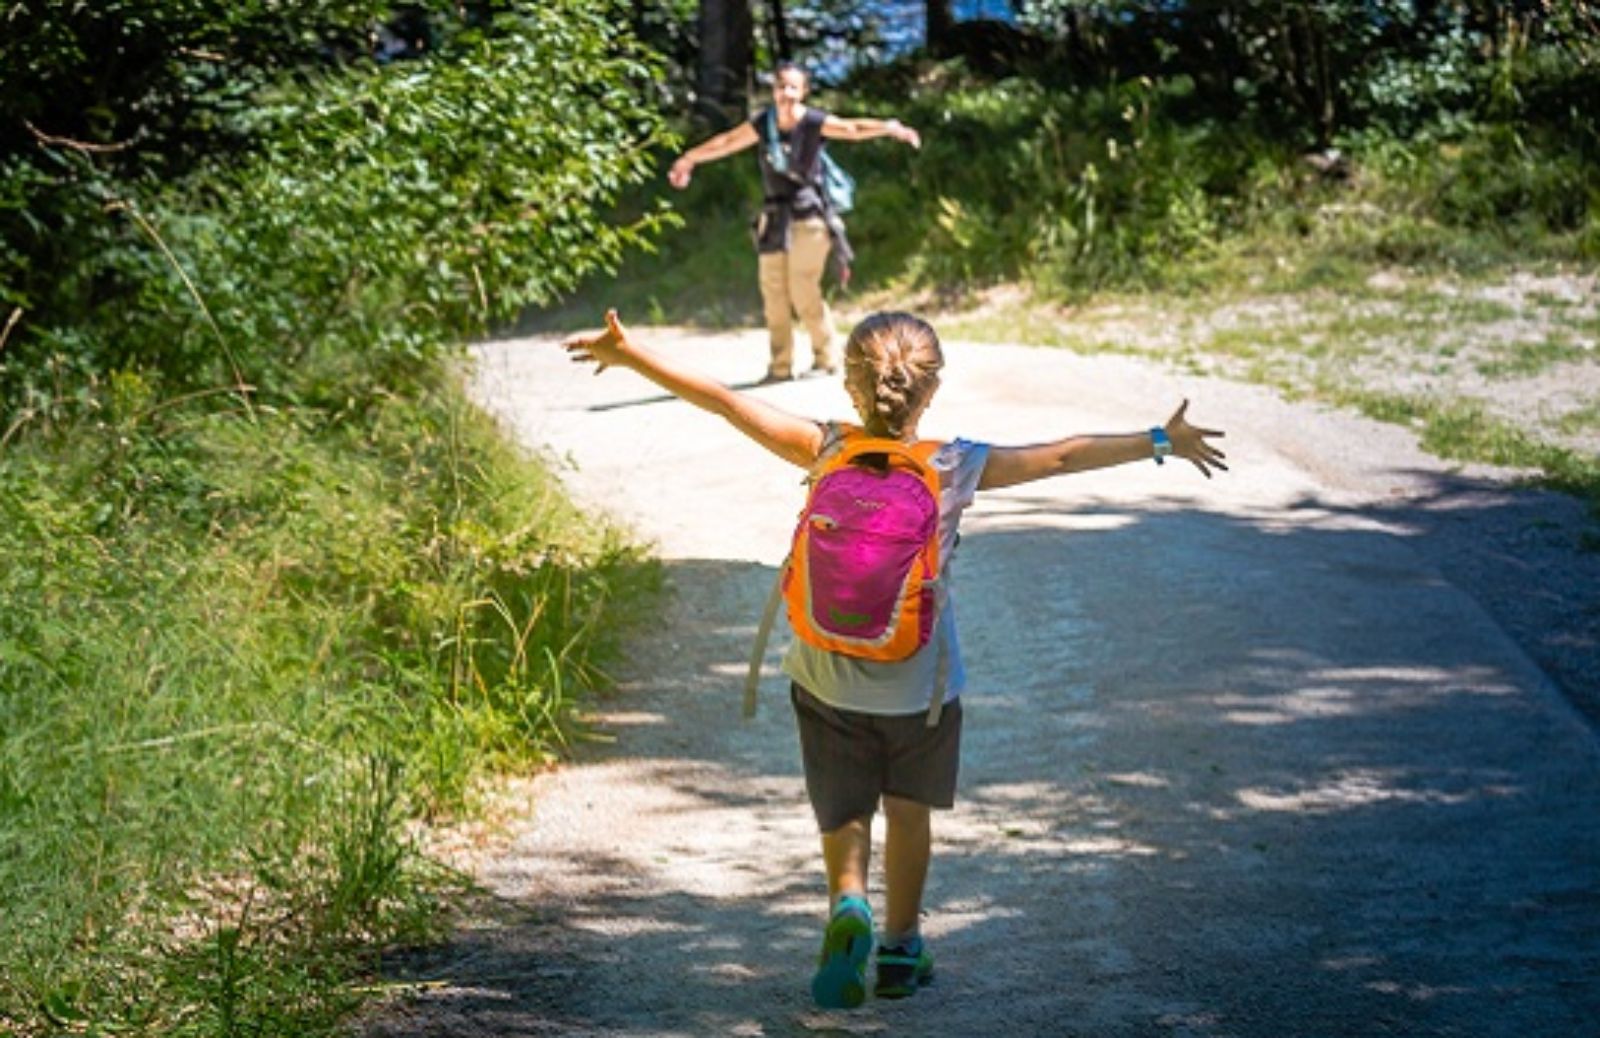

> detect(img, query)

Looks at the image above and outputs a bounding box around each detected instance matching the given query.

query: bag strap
[762,107,828,188]
[762,107,788,175]
[924,582,951,727]
[745,560,788,718]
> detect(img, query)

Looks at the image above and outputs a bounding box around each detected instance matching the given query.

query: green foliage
[1,1,671,1033]
[0,374,657,1034]
[1,2,678,412]
[1342,390,1600,511]
[225,8,676,352]
[547,25,1594,324]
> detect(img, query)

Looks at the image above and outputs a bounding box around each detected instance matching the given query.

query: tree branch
[0,306,21,354]
[24,119,140,155]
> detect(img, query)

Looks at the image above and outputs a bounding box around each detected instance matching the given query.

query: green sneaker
[874,936,934,999]
[811,895,874,1009]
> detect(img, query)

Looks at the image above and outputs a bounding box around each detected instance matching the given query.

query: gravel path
[361,327,1599,1038]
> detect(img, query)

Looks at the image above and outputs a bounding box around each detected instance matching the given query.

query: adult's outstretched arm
[821,115,921,149]
[668,122,761,188]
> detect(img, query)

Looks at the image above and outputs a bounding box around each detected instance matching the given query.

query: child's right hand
[562,309,632,375]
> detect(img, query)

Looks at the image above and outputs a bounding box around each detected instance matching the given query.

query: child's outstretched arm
[562,310,825,468]
[979,400,1226,490]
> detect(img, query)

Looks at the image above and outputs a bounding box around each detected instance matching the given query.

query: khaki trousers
[757,217,836,377]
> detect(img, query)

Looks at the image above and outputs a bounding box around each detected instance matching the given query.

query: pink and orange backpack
[745,425,951,726]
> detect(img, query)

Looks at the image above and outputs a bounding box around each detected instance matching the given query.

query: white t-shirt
[781,430,992,716]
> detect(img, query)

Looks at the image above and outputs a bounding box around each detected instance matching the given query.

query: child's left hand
[1165,400,1228,478]
[562,309,632,375]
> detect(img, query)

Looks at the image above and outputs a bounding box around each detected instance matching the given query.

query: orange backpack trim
[781,428,944,662]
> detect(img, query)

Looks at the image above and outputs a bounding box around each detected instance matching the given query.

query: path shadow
[585,373,831,413]
[364,467,1600,1037]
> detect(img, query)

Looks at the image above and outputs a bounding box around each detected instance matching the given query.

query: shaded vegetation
[1,372,657,1034]
[2,2,668,1033]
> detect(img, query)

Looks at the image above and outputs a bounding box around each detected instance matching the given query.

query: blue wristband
[1150,427,1172,465]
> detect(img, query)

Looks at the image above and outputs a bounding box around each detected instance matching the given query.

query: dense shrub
[0,372,657,1033]
[1,2,678,412]
[1,2,672,1033]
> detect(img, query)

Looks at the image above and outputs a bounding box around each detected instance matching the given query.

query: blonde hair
[843,312,944,439]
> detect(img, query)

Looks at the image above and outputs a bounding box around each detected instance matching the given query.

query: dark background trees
[659,0,1598,148]
[696,0,757,126]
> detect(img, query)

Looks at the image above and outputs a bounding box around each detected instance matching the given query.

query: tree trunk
[696,0,753,130]
[926,0,955,57]
[766,0,791,61]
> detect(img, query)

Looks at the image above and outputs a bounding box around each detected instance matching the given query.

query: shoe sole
[874,972,933,999]
[811,912,873,1009]
[874,953,934,999]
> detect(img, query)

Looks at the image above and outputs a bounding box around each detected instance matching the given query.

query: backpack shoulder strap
[925,628,950,727]
[756,106,789,175]
[827,435,944,498]
[745,568,786,718]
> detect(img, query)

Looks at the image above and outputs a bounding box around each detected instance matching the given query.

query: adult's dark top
[750,105,828,218]
[746,104,853,278]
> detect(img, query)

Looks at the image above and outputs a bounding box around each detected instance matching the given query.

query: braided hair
[843,312,944,439]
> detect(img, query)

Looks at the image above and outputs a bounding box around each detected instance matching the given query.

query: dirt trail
[362,328,1599,1038]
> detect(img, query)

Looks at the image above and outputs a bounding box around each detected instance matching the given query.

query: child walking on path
[561,309,1227,1009]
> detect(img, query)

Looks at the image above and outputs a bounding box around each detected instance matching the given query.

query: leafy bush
[0,375,656,1033]
[1,2,672,1033]
[873,75,1295,295]
[1,2,679,412]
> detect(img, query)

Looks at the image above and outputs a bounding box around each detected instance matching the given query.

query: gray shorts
[790,683,964,833]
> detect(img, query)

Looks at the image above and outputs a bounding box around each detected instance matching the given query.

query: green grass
[1337,390,1600,507]
[922,273,1600,517]
[0,365,658,1035]
[1557,400,1600,435]
[1474,334,1593,378]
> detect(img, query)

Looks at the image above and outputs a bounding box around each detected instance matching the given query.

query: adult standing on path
[668,62,921,384]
